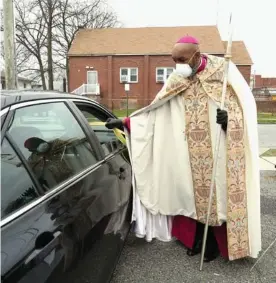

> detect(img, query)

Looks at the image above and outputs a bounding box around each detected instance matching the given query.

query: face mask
[174,50,199,78]
[175,63,193,78]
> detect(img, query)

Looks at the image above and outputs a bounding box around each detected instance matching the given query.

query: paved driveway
[258,124,276,148]
[111,125,276,283]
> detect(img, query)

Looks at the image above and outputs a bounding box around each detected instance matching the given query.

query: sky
[108,0,276,77]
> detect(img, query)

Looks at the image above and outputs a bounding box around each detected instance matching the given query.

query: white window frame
[120,68,138,83]
[156,67,174,83]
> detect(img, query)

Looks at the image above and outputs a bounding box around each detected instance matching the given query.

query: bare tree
[11,0,118,90]
[1,8,5,64]
[34,0,61,90]
[1,5,42,86]
[0,8,3,32]
[15,0,48,89]
[53,0,118,89]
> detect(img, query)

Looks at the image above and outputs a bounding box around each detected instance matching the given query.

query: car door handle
[24,231,62,265]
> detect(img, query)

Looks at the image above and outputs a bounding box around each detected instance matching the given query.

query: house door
[86,71,98,94]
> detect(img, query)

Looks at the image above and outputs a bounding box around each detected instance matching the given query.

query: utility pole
[3,0,17,89]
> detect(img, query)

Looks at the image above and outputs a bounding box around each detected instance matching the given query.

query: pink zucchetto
[176,36,199,45]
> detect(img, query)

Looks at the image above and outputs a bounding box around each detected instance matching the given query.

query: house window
[156,68,174,83]
[24,83,27,88]
[120,68,138,83]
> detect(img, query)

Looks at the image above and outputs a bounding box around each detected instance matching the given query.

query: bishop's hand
[105,118,124,130]
[216,109,228,132]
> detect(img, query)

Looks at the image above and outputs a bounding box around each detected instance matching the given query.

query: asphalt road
[111,124,276,283]
[111,173,276,283]
[258,124,276,148]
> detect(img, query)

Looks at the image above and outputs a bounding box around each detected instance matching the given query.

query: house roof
[223,41,253,65]
[68,26,226,56]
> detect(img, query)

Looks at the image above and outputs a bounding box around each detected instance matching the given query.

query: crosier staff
[199,13,234,271]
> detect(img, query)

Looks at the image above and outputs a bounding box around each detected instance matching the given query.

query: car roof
[1,90,99,109]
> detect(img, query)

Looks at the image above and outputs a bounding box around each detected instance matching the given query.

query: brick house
[68,26,253,109]
[252,75,276,109]
[254,75,276,88]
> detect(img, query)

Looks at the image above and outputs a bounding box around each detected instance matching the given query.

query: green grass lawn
[113,109,137,117]
[257,112,276,124]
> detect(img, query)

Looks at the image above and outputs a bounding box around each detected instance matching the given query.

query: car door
[1,99,131,283]
[71,100,132,221]
[47,100,132,283]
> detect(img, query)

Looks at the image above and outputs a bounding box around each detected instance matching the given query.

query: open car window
[75,103,124,156]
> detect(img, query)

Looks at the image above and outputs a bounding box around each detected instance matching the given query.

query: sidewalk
[259,148,276,170]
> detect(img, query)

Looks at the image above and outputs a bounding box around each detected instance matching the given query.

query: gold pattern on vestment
[158,55,249,260]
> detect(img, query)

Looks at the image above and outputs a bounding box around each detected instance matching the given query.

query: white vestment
[125,60,261,258]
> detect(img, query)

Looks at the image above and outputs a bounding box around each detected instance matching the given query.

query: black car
[1,91,132,283]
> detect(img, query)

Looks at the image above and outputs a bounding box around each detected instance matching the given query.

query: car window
[76,104,123,156]
[1,138,40,219]
[7,102,99,191]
